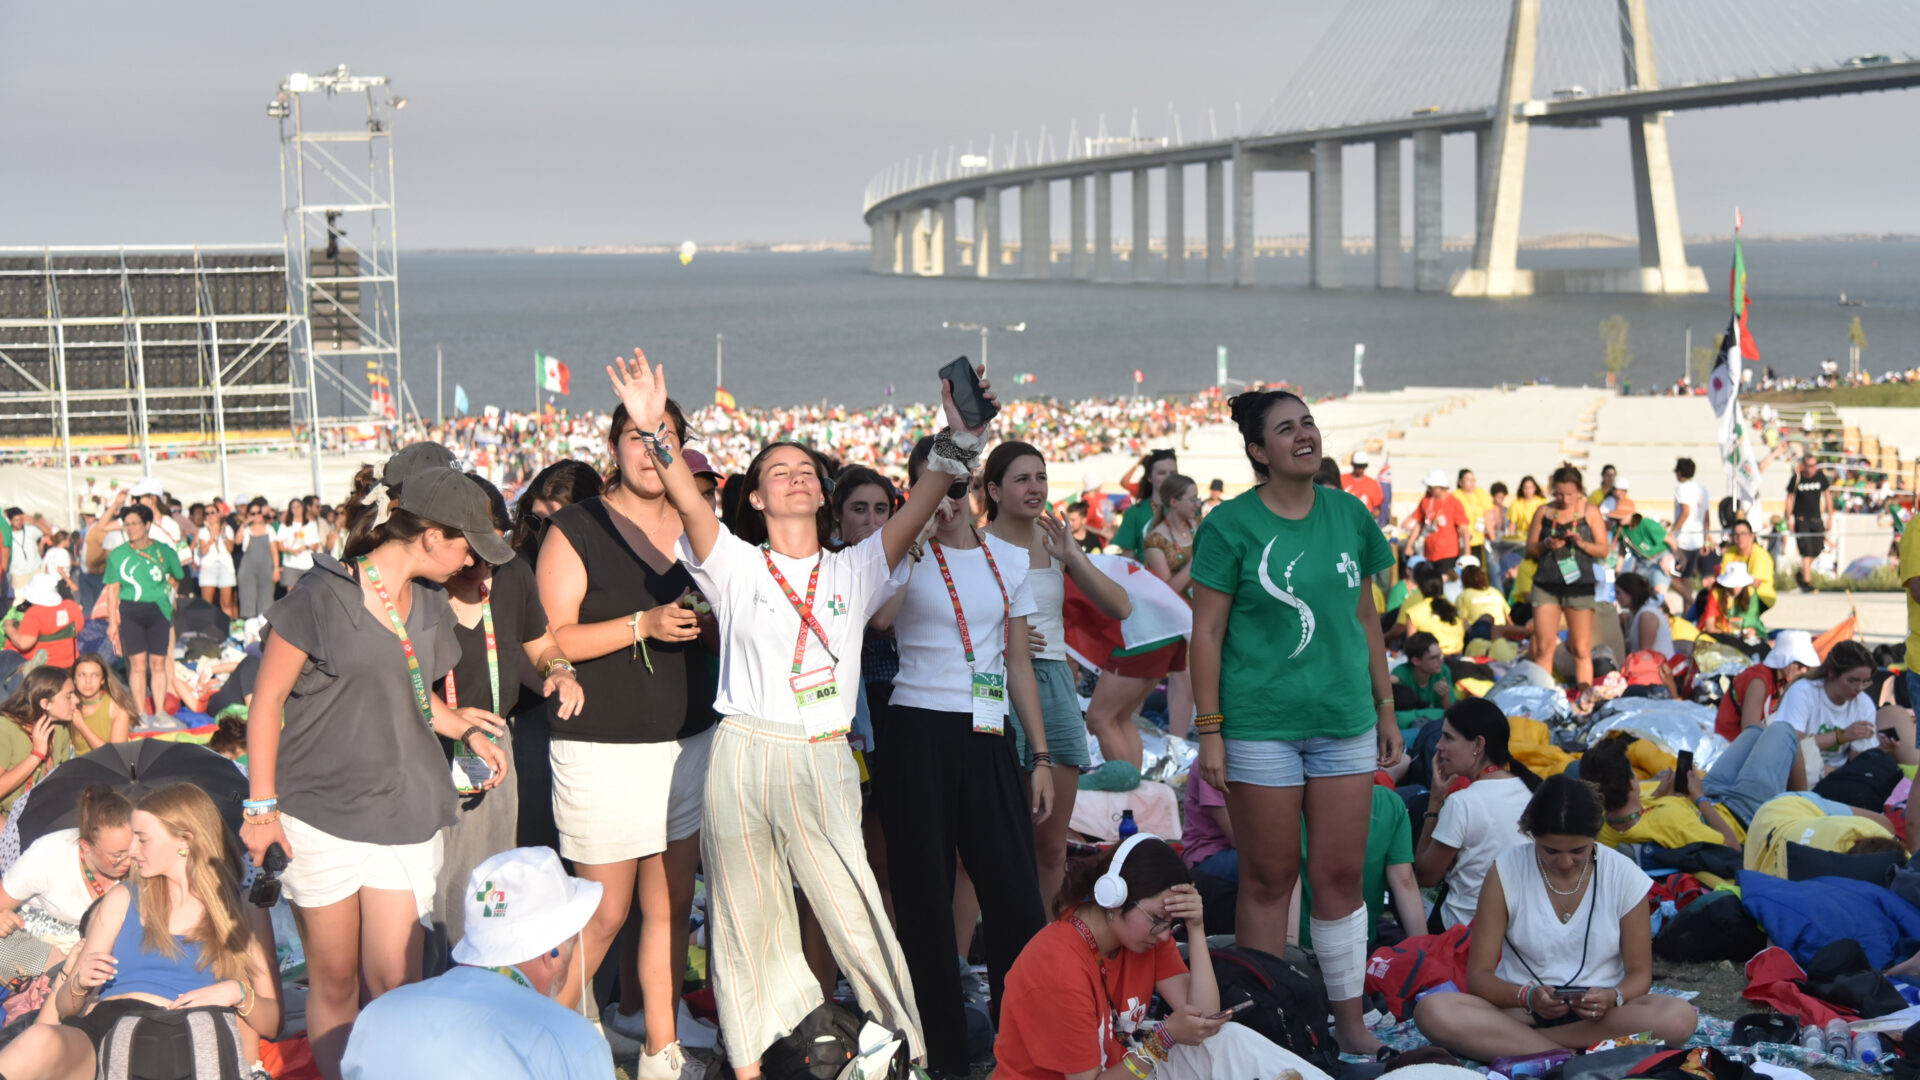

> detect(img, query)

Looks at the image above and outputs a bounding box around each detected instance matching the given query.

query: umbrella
[16,740,246,851]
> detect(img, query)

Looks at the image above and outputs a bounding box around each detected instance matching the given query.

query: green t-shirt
[107,541,184,618]
[1621,518,1669,562]
[0,720,73,815]
[1385,579,1409,615]
[1190,486,1395,741]
[1300,784,1415,949]
[0,515,11,555]
[1391,662,1453,710]
[1112,500,1155,559]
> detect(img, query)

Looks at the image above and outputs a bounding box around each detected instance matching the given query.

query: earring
[177,847,188,857]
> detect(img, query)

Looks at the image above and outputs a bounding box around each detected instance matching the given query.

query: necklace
[1537,850,1593,921]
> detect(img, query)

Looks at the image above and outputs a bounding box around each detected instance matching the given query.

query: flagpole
[716,333,723,395]
[436,345,443,426]
[533,352,539,415]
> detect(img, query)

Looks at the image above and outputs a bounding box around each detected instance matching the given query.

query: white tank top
[1026,557,1067,663]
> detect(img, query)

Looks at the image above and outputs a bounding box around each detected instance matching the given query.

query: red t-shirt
[994,918,1187,1080]
[1341,474,1384,516]
[1410,493,1469,562]
[9,601,83,669]
[1715,663,1780,742]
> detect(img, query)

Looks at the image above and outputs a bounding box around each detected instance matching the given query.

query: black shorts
[1429,556,1458,576]
[118,600,172,658]
[63,998,167,1052]
[1794,519,1826,559]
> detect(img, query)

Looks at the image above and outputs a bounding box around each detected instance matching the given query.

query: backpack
[1362,923,1473,1022]
[1208,946,1338,1072]
[95,1006,247,1080]
[1652,891,1766,964]
[1647,873,1708,913]
[760,1001,909,1080]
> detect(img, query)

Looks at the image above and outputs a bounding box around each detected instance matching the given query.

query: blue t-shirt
[342,965,614,1080]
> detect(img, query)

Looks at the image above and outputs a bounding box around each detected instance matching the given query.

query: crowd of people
[0,353,1915,1080]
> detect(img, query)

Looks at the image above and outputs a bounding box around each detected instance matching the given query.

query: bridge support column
[1455,0,1540,297]
[1413,130,1444,292]
[1069,176,1089,279]
[1165,164,1185,283]
[1232,145,1255,286]
[1474,128,1493,256]
[1310,140,1343,289]
[1621,0,1702,292]
[870,213,895,274]
[894,208,912,275]
[1093,173,1113,283]
[937,198,958,276]
[1374,138,1403,289]
[1132,169,1151,282]
[1024,180,1051,279]
[1205,160,1225,284]
[976,189,1000,278]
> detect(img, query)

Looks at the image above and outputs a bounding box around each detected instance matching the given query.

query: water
[395,240,1920,415]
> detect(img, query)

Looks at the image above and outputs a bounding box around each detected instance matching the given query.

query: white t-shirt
[277,521,319,570]
[2,829,102,936]
[1491,841,1651,993]
[1774,677,1878,770]
[9,524,43,576]
[39,546,72,582]
[681,526,908,731]
[1432,776,1535,929]
[1672,481,1709,552]
[197,523,236,570]
[889,533,1039,714]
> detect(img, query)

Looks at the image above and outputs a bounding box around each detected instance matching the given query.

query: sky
[3,1,1918,250]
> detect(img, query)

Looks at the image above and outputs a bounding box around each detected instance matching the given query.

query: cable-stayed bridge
[860,0,1920,297]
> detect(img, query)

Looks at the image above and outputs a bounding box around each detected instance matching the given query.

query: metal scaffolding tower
[270,65,406,501]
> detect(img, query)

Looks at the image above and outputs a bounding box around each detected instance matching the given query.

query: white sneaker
[637,1040,708,1080]
[602,1003,648,1045]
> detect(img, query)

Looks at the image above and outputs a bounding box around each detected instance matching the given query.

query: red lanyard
[1068,914,1123,1039]
[763,548,838,673]
[928,533,1010,669]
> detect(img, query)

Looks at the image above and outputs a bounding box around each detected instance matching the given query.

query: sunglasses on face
[947,479,970,502]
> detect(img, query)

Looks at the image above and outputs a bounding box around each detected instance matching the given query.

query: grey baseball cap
[398,467,515,566]
[381,442,457,488]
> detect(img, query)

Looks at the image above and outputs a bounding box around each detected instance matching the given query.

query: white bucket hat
[1351,450,1371,466]
[451,847,604,968]
[1423,468,1450,489]
[127,477,165,498]
[1455,554,1481,569]
[1082,472,1103,493]
[1764,629,1820,670]
[18,577,62,609]
[1716,562,1755,591]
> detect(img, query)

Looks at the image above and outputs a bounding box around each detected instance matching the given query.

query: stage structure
[0,245,298,516]
[271,64,409,499]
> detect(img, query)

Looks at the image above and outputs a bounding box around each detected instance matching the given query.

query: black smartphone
[1553,986,1590,1002]
[1674,750,1693,781]
[938,356,997,429]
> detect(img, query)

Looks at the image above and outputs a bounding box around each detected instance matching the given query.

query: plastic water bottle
[1824,1019,1852,1060]
[1800,1026,1826,1053]
[1852,1032,1884,1066]
[1117,810,1138,840]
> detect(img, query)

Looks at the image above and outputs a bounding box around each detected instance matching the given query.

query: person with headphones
[994,835,1327,1080]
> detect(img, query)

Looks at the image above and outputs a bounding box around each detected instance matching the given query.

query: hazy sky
[4,1,1918,249]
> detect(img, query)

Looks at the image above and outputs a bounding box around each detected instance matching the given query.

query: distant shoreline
[415,234,1920,256]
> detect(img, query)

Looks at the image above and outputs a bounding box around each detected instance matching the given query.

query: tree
[1600,315,1633,386]
[1689,343,1718,389]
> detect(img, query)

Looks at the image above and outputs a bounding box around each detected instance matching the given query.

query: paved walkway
[1765,589,1907,644]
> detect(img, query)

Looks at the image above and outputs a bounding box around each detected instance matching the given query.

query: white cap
[1764,629,1820,670]
[1613,476,1631,491]
[1716,562,1755,590]
[1082,472,1103,492]
[1351,451,1371,466]
[1423,468,1450,489]
[127,478,164,498]
[1455,554,1481,569]
[18,577,62,609]
[450,847,604,967]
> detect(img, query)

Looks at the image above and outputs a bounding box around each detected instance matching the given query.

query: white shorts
[551,726,713,865]
[198,559,237,588]
[278,812,443,919]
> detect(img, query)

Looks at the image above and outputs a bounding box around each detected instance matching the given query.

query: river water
[395,240,1919,415]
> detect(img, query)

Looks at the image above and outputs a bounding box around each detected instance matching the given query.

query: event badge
[971,670,1007,735]
[451,755,494,794]
[1555,554,1583,582]
[791,667,846,742]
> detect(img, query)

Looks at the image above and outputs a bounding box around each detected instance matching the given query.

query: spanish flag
[714,386,736,412]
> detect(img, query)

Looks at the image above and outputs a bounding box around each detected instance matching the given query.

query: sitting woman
[0,786,135,974]
[1392,632,1455,711]
[1698,562,1765,643]
[1712,631,1818,742]
[1614,573,1672,659]
[1774,641,1888,779]
[1390,563,1465,656]
[1413,774,1699,1060]
[1454,555,1511,630]
[1415,699,1541,931]
[995,835,1327,1080]
[0,783,281,1080]
[1579,737,1744,851]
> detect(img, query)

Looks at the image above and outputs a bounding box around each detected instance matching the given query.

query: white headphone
[1093,832,1160,909]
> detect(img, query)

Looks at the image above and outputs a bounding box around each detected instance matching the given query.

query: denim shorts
[1224,730,1378,788]
[1013,658,1093,769]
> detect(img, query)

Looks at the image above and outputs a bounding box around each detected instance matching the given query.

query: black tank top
[546,497,716,744]
[1533,510,1598,593]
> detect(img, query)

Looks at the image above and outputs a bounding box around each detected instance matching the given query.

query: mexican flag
[538,352,570,395]
[1061,554,1193,670]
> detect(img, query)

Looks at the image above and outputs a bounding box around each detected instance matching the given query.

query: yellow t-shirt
[1397,596,1466,655]
[1514,557,1539,599]
[1454,487,1493,546]
[1458,586,1509,627]
[1723,545,1777,608]
[1744,795,1893,877]
[1599,780,1743,850]
[1900,523,1920,666]
[1510,495,1549,540]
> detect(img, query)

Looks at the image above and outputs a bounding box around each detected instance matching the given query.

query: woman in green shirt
[0,666,84,816]
[1190,389,1400,1056]
[104,504,185,725]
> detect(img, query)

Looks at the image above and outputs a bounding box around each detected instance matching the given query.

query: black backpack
[1651,892,1766,964]
[761,1001,910,1080]
[1208,945,1338,1072]
[96,1006,247,1080]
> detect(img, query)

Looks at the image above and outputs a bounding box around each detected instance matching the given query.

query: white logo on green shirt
[1257,538,1315,659]
[1337,552,1360,588]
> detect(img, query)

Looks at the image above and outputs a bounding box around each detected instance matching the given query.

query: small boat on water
[1838,292,1865,307]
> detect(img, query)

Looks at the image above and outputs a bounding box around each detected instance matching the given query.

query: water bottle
[1800,1026,1826,1053]
[1824,1019,1851,1060]
[1118,810,1138,840]
[1852,1032,1884,1066]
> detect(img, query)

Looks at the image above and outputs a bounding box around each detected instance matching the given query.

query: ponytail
[1420,574,1459,625]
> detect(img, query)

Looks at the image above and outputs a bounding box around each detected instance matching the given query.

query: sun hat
[1716,562,1756,590]
[1764,629,1820,670]
[127,478,165,498]
[1423,468,1450,489]
[1455,554,1481,569]
[392,467,516,566]
[18,577,62,608]
[1614,477,1632,491]
[1082,471,1103,493]
[1351,450,1371,466]
[683,448,722,480]
[451,847,604,968]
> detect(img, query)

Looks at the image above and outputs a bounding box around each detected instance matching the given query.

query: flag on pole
[365,364,396,419]
[1132,369,1144,385]
[537,352,570,395]
[1711,212,1763,509]
[714,386,736,411]
[453,384,470,416]
[1376,452,1394,526]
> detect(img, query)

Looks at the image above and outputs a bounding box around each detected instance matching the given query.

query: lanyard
[480,964,536,992]
[80,850,107,899]
[763,548,837,673]
[1068,914,1124,1046]
[929,533,1010,670]
[444,584,498,717]
[358,557,434,727]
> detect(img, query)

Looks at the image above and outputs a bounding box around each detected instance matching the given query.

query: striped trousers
[702,714,925,1067]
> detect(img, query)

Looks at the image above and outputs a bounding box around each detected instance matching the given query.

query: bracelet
[236,980,255,1018]
[457,725,487,749]
[1194,713,1225,726]
[1122,1051,1152,1080]
[243,810,280,826]
[1031,752,1054,767]
[1375,697,1394,709]
[541,657,576,678]
[637,423,676,468]
[241,797,278,812]
[1153,1024,1175,1057]
[628,612,644,659]
[28,751,45,763]
[68,976,89,999]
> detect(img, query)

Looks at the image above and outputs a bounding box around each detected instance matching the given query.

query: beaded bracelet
[1194,713,1224,726]
[1031,752,1054,767]
[1122,1051,1152,1080]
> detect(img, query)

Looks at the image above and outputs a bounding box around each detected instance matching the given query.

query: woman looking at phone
[609,348,973,1077]
[1525,466,1609,708]
[1413,774,1698,1061]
